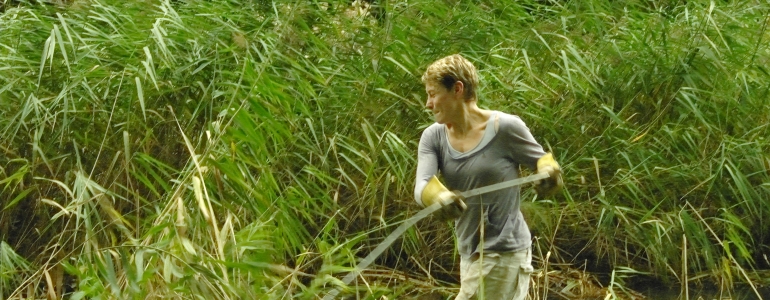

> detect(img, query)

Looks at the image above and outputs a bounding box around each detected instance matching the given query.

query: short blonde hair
[421,54,479,101]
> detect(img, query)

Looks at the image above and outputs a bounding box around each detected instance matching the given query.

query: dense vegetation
[1,0,769,298]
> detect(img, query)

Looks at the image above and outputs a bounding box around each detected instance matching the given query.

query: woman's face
[425,80,463,124]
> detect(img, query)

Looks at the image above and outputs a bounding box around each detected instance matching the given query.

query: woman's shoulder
[423,122,443,132]
[494,111,528,128]
[420,123,444,139]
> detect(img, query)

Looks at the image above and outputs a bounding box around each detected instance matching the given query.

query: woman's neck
[446,102,490,137]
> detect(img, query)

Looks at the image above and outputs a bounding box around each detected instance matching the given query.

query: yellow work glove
[421,176,467,221]
[535,153,563,198]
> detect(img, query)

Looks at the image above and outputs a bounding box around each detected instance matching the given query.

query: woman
[414,54,562,300]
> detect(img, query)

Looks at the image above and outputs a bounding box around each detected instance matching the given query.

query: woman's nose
[425,98,433,108]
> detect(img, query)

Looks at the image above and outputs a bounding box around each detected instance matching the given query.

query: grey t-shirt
[414,111,546,258]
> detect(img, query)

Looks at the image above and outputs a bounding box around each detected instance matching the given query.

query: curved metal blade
[323,201,444,300]
[459,172,549,199]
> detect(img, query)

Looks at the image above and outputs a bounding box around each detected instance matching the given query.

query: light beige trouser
[455,248,533,300]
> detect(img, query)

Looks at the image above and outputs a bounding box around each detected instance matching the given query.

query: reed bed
[1,0,769,299]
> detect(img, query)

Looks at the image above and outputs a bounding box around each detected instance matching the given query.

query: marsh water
[639,285,770,299]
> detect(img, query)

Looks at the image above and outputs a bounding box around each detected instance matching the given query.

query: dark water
[639,285,770,300]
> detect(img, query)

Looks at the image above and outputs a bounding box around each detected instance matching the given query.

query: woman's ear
[454,81,465,97]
